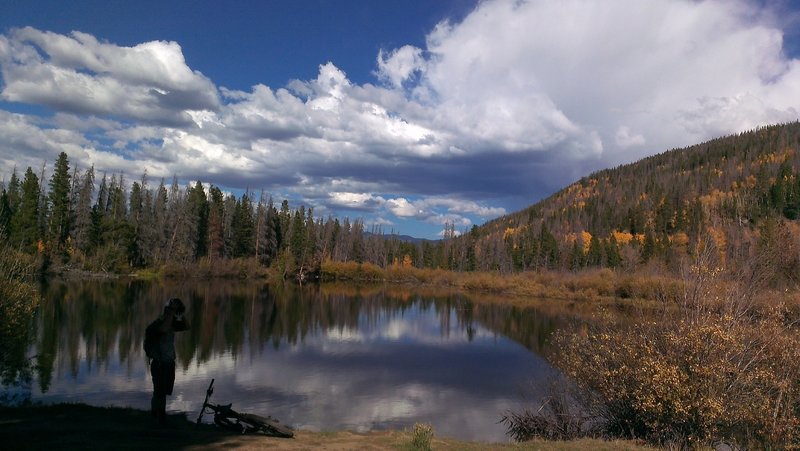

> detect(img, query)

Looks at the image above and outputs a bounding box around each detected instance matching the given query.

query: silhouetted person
[147,297,189,426]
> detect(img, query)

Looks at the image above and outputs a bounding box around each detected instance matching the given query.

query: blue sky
[1,0,799,238]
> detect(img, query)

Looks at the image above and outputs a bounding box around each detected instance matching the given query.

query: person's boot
[150,397,159,427]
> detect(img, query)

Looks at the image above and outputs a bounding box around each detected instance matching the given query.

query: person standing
[146,297,189,426]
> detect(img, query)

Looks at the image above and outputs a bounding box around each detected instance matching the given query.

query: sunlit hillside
[467,121,800,275]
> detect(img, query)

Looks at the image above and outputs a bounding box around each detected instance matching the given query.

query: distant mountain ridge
[364,232,433,245]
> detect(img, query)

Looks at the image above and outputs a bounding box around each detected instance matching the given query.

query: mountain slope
[466,121,800,272]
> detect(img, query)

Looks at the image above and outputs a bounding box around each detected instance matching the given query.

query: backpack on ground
[144,319,162,360]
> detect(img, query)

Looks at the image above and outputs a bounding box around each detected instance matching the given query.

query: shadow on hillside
[0,403,289,450]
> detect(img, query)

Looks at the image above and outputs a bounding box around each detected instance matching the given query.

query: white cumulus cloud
[1,0,799,237]
[0,27,219,125]
[376,45,426,88]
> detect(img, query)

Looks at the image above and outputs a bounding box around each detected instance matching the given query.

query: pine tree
[150,179,169,263]
[73,166,95,254]
[305,207,317,265]
[290,206,306,263]
[538,224,559,269]
[187,181,209,259]
[222,193,237,258]
[127,181,145,266]
[254,190,267,263]
[208,186,225,259]
[48,152,72,254]
[96,173,108,215]
[129,182,144,226]
[586,234,603,267]
[264,198,279,264]
[134,173,156,266]
[11,168,41,252]
[605,235,622,268]
[88,205,103,253]
[231,193,254,258]
[569,240,584,271]
[108,173,127,222]
[6,169,20,211]
[0,189,11,240]
[278,199,291,250]
[640,228,658,262]
[165,177,197,263]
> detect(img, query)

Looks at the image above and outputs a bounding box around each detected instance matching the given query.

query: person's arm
[173,313,190,332]
[158,307,175,333]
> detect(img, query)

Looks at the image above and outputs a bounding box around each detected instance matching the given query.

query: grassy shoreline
[0,403,654,450]
[118,258,690,306]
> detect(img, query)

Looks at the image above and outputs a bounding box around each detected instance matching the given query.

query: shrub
[462,272,514,292]
[506,251,800,449]
[0,247,39,386]
[161,257,268,279]
[409,422,434,451]
[553,312,800,448]
[501,386,591,441]
[160,261,189,278]
[320,260,384,281]
[384,263,421,282]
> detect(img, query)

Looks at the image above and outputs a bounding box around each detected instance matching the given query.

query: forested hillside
[1,121,799,278]
[470,121,800,276]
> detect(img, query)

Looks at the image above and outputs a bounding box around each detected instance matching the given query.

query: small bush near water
[501,388,591,441]
[409,422,434,451]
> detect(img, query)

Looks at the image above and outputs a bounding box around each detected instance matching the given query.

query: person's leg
[150,360,158,419]
[160,361,175,424]
[163,361,176,396]
[150,361,168,425]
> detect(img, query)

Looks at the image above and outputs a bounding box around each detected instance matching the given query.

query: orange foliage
[612,230,634,245]
[707,227,727,267]
[671,232,689,249]
[580,231,592,254]
[699,189,732,208]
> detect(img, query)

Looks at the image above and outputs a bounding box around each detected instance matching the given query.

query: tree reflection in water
[18,278,574,441]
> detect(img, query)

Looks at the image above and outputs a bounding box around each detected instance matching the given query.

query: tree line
[3,122,800,278]
[0,152,461,275]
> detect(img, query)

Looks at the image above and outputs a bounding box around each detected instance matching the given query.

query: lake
[12,278,573,442]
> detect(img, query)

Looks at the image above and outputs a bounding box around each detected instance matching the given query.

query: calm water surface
[16,279,570,442]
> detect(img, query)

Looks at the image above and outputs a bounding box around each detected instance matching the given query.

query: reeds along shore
[148,255,800,314]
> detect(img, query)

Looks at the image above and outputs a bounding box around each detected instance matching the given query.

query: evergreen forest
[2,121,800,281]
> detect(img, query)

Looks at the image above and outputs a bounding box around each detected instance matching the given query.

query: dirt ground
[0,403,654,450]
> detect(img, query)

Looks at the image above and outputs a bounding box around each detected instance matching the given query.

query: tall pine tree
[48,152,72,255]
[11,168,41,252]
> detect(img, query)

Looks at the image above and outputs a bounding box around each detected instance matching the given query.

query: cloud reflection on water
[23,280,562,442]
